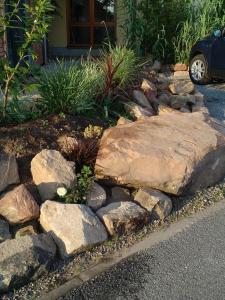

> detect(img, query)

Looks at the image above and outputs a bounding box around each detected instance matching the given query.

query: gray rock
[0,154,20,194]
[133,90,152,109]
[0,219,11,243]
[108,187,133,204]
[40,201,108,258]
[0,233,56,292]
[87,182,107,211]
[96,202,148,236]
[31,149,76,201]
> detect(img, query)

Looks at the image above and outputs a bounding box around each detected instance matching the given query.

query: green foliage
[38,60,104,115]
[0,0,55,119]
[57,166,94,205]
[174,0,225,64]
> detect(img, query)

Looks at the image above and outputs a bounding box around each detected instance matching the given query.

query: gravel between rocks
[1,182,225,300]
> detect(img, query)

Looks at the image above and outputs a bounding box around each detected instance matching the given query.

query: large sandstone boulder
[134,188,172,220]
[40,201,108,258]
[0,234,56,292]
[0,184,39,224]
[31,149,76,201]
[0,154,20,193]
[96,202,148,236]
[95,112,225,195]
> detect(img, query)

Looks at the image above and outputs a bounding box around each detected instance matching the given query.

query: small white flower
[57,187,67,197]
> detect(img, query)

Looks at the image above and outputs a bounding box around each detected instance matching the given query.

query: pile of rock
[124,64,208,121]
[0,149,171,292]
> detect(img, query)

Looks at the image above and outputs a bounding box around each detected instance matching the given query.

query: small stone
[0,234,56,292]
[170,95,189,109]
[173,63,188,72]
[0,154,20,194]
[87,182,107,211]
[96,202,148,236]
[133,90,152,109]
[141,79,157,93]
[124,102,154,120]
[173,71,189,78]
[117,117,132,126]
[40,201,108,257]
[0,219,11,243]
[0,184,40,225]
[169,80,195,95]
[31,149,76,201]
[13,221,39,238]
[158,105,180,115]
[158,94,170,106]
[152,60,161,72]
[109,187,133,204]
[134,188,172,219]
[180,106,191,113]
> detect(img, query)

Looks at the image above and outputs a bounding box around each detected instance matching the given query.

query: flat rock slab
[40,201,108,258]
[134,188,172,220]
[0,184,39,224]
[0,154,20,193]
[95,112,225,195]
[96,202,148,236]
[31,149,76,201]
[0,233,56,292]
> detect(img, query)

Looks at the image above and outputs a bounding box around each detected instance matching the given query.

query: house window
[67,0,116,47]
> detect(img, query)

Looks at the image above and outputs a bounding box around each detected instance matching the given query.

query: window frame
[66,0,117,48]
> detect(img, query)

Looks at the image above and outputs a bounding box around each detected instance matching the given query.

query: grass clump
[38,60,104,115]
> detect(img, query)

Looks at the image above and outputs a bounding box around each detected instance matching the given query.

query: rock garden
[1,55,225,297]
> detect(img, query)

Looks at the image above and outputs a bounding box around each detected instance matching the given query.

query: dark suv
[189,28,225,84]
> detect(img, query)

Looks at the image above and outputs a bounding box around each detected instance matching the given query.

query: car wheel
[189,54,211,84]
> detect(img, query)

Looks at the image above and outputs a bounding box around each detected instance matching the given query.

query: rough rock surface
[124,102,153,120]
[0,154,20,193]
[96,202,148,236]
[95,112,225,195]
[40,201,108,257]
[0,219,11,243]
[0,184,39,224]
[134,188,172,219]
[169,80,195,95]
[31,149,76,201]
[108,187,133,204]
[117,117,132,126]
[13,221,39,238]
[0,234,56,292]
[141,79,157,93]
[87,182,107,211]
[133,90,152,109]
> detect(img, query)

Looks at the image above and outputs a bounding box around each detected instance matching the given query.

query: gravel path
[62,200,225,300]
[198,83,225,122]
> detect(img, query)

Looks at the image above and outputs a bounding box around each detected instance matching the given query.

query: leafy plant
[57,166,94,204]
[65,137,100,172]
[0,0,55,119]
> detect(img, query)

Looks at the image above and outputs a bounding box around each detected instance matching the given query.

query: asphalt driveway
[198,82,225,122]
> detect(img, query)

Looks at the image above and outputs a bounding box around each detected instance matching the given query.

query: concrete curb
[37,199,225,300]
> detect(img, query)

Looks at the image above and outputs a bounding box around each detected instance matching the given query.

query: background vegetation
[122,0,225,63]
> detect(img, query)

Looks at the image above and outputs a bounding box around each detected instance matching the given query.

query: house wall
[48,0,125,56]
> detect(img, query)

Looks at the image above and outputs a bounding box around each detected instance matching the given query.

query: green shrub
[38,60,104,114]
